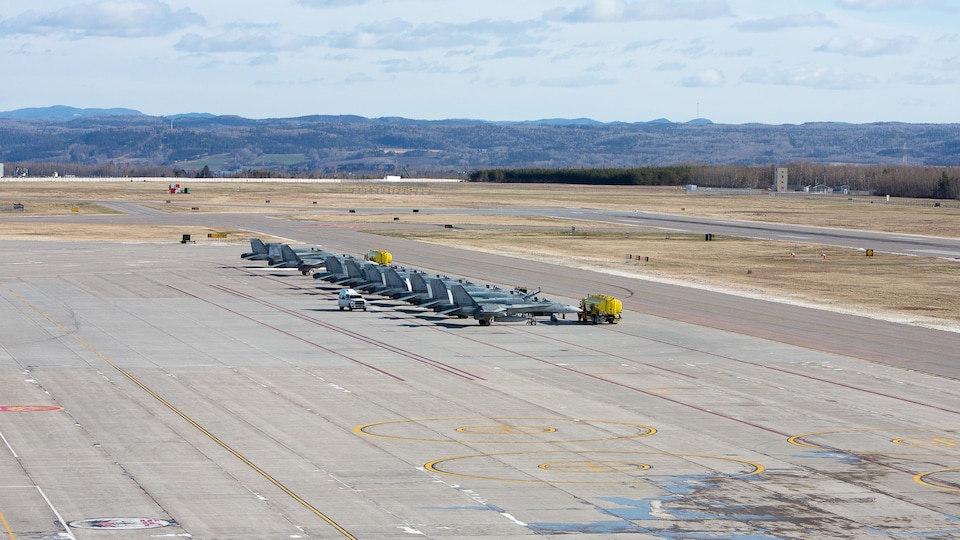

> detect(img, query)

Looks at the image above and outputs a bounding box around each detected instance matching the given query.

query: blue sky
[1,0,957,123]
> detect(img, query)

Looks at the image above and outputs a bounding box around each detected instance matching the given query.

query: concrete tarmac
[2,237,959,539]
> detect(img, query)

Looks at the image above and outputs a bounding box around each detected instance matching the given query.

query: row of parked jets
[241,238,581,326]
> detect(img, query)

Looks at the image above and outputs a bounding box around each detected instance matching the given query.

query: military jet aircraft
[443,284,580,326]
[242,238,326,267]
[241,238,272,260]
[270,244,333,275]
[311,256,348,282]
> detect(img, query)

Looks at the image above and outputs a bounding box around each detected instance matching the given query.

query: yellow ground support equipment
[578,294,622,324]
[365,250,393,265]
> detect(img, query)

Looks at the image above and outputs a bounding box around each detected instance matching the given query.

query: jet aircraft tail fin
[450,284,480,309]
[280,244,303,263]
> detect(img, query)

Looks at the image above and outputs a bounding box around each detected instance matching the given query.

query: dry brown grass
[0,200,120,215]
[0,223,258,244]
[2,181,958,236]
[373,228,960,328]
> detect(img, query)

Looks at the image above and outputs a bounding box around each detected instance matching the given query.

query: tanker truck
[364,250,393,265]
[578,294,622,324]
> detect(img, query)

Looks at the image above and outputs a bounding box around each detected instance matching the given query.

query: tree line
[469,164,960,199]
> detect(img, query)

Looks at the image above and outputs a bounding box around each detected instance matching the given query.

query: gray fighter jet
[443,284,580,326]
[271,244,331,275]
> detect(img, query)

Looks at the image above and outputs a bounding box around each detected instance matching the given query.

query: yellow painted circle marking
[424,451,764,484]
[355,417,655,444]
[915,468,960,492]
[788,428,960,455]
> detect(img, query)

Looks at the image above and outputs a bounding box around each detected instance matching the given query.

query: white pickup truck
[338,288,367,311]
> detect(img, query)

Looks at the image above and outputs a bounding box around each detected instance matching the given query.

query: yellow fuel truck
[364,250,393,265]
[578,294,622,324]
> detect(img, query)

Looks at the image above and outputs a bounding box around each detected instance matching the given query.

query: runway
[2,237,959,539]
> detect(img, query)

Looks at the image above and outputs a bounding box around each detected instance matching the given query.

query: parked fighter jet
[312,256,347,282]
[242,238,325,266]
[241,238,272,259]
[311,256,371,286]
[271,244,331,275]
[443,284,580,326]
[395,272,435,304]
[361,266,416,298]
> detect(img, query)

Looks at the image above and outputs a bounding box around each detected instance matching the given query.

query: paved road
[388,206,960,258]
[0,202,958,539]
[5,203,957,375]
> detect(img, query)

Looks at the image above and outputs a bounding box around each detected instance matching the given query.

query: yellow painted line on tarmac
[914,468,960,492]
[356,417,656,444]
[0,509,16,540]
[425,450,764,484]
[789,428,960,455]
[1,284,357,540]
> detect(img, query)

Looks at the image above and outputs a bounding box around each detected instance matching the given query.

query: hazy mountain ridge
[0,107,957,175]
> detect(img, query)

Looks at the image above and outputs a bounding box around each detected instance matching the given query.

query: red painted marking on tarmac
[0,405,63,412]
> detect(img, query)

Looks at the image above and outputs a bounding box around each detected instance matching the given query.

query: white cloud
[379,57,452,74]
[0,0,203,38]
[943,57,960,71]
[248,54,278,67]
[896,71,957,85]
[176,28,322,54]
[540,74,618,87]
[733,12,836,32]
[297,0,373,6]
[838,0,946,9]
[654,61,686,71]
[1,0,956,123]
[485,46,546,60]
[325,18,546,51]
[680,68,724,87]
[344,72,375,84]
[623,39,664,52]
[742,66,878,89]
[815,35,917,57]
[559,0,733,22]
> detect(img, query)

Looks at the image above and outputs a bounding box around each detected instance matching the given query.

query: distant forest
[469,164,960,199]
[1,114,959,178]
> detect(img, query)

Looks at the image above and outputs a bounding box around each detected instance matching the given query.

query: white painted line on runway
[0,486,75,540]
[35,486,76,540]
[916,249,960,257]
[0,432,17,458]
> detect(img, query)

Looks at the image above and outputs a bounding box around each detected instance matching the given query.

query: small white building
[0,163,4,178]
